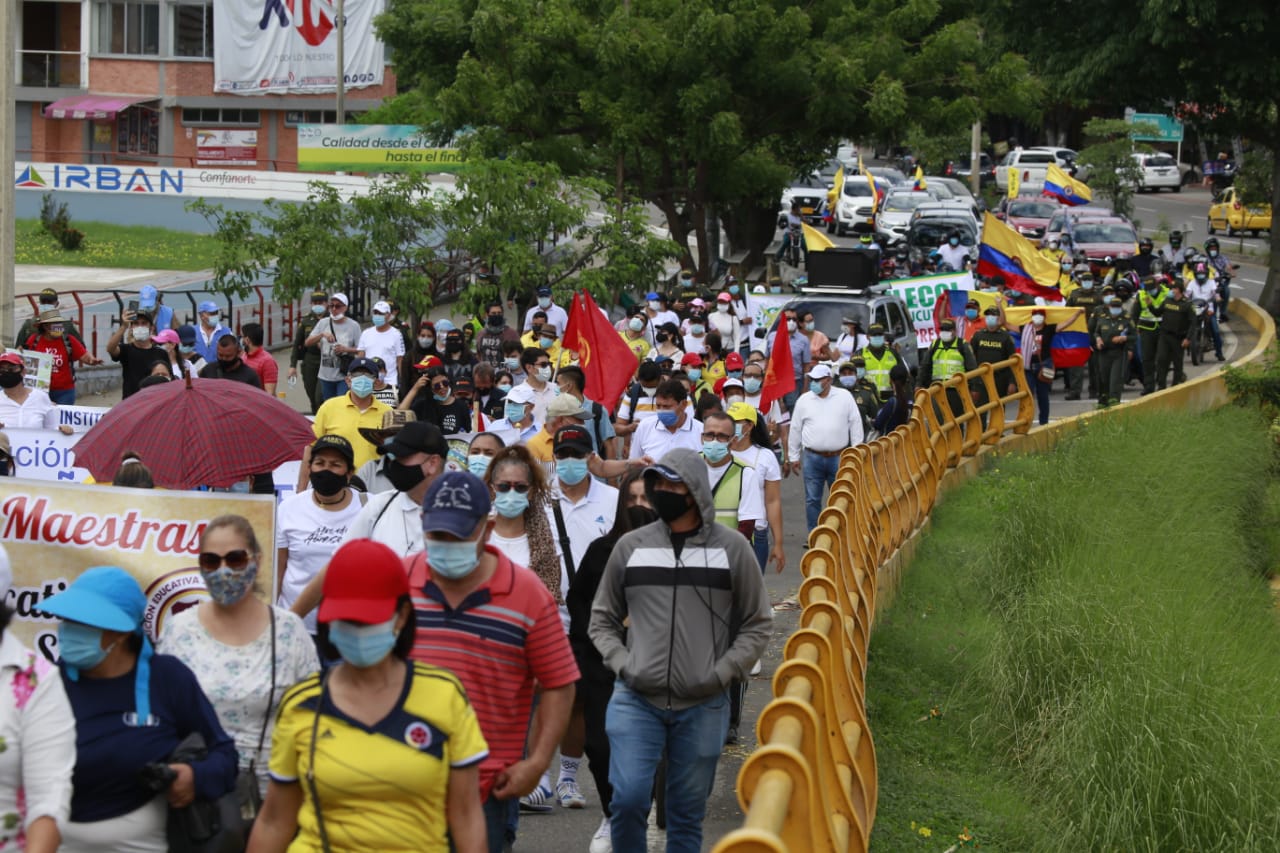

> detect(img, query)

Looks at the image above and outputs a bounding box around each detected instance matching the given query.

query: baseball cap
[311,434,355,468]
[38,288,58,302]
[725,352,745,370]
[197,300,218,314]
[726,401,758,424]
[177,324,197,345]
[415,354,443,371]
[422,471,492,538]
[645,291,661,301]
[505,384,537,406]
[331,293,349,307]
[0,353,23,368]
[716,292,732,303]
[643,463,684,483]
[721,377,744,393]
[346,357,379,376]
[373,300,391,314]
[40,566,144,633]
[379,420,448,460]
[318,540,409,624]
[807,364,832,380]
[358,409,416,446]
[152,329,179,345]
[138,285,158,310]
[536,286,553,297]
[546,395,589,419]
[553,425,594,455]
[681,352,704,367]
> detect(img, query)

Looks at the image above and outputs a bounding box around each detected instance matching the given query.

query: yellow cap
[726,401,758,425]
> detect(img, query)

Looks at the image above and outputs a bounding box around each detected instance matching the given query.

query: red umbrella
[73,376,315,489]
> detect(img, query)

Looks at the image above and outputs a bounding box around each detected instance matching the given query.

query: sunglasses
[493,482,531,494]
[198,550,252,571]
[431,381,451,390]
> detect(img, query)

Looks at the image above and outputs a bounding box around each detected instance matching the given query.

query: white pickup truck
[995,148,1059,195]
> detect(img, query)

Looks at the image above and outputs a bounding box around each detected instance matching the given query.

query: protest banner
[744,293,792,347]
[0,479,275,659]
[6,349,52,391]
[888,272,976,346]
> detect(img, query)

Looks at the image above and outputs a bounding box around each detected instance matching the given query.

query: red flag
[562,290,637,414]
[760,327,796,414]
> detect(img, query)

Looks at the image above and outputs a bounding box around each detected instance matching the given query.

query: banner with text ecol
[213,0,386,95]
[889,272,975,347]
[297,125,467,173]
[0,479,275,659]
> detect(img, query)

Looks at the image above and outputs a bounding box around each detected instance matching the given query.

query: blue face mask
[538,296,552,309]
[687,369,702,381]
[949,237,960,246]
[539,338,554,349]
[426,538,482,579]
[809,379,825,395]
[178,344,196,354]
[372,313,388,328]
[557,457,590,486]
[729,285,740,296]
[743,377,762,394]
[869,336,885,348]
[493,489,530,518]
[656,409,679,428]
[350,376,375,398]
[965,309,979,320]
[1110,306,1123,316]
[496,383,513,394]
[728,371,743,380]
[734,423,746,439]
[690,324,705,336]
[468,454,491,477]
[504,358,520,371]
[985,316,999,328]
[505,402,527,423]
[701,440,729,463]
[58,621,113,672]
[628,318,645,332]
[433,391,450,403]
[329,618,397,668]
[311,304,327,316]
[838,375,857,388]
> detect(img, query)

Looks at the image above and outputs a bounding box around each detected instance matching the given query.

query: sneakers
[750,659,763,677]
[519,784,554,813]
[589,816,613,853]
[557,779,587,809]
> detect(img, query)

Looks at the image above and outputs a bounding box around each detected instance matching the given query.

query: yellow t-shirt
[311,394,392,469]
[526,428,554,463]
[269,663,488,853]
[619,331,651,363]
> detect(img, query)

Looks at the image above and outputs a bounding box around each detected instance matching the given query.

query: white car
[1128,152,1182,192]
[829,176,891,236]
[875,190,933,243]
[777,174,829,227]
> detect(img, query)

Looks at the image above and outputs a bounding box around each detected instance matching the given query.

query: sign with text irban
[0,479,275,659]
[213,0,386,95]
[297,125,467,173]
[888,272,975,347]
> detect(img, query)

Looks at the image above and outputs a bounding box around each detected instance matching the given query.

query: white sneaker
[557,778,587,808]
[750,659,763,676]
[588,816,612,853]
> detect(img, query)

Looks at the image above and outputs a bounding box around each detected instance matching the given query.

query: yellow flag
[861,164,879,213]
[802,222,836,252]
[1007,166,1020,199]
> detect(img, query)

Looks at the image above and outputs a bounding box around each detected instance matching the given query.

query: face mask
[538,338,554,350]
[729,285,740,296]
[1208,250,1218,258]
[386,459,426,492]
[0,373,23,390]
[687,368,702,381]
[467,455,492,478]
[218,357,240,371]
[1080,279,1094,290]
[965,309,979,320]
[312,304,327,315]
[626,506,659,529]
[557,457,590,486]
[869,336,885,347]
[499,358,518,373]
[432,390,451,403]
[537,366,553,382]
[202,314,219,327]
[733,423,747,439]
[179,344,196,354]
[419,335,435,348]
[949,237,960,246]
[809,380,825,395]
[838,375,857,388]
[649,300,662,311]
[1109,306,1123,317]
[1061,262,1072,271]
[132,328,151,343]
[201,562,258,606]
[939,331,954,343]
[1031,316,1045,327]
[46,325,64,338]
[702,440,729,464]
[505,402,528,423]
[493,489,530,518]
[372,314,388,328]
[743,377,762,394]
[1171,241,1181,249]
[640,385,658,397]
[350,376,375,397]
[629,317,645,332]
[537,296,552,309]
[716,304,729,314]
[804,321,816,332]
[1195,275,1207,284]
[58,621,115,671]
[856,367,867,379]
[309,468,347,497]
[488,315,505,328]
[496,383,513,394]
[690,324,705,336]
[786,320,797,333]
[427,538,482,579]
[656,409,679,428]
[985,316,999,329]
[770,286,783,294]
[652,490,693,524]
[329,617,397,668]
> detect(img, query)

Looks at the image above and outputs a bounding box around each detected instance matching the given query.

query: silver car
[875,190,934,244]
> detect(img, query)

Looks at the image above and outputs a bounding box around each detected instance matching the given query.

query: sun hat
[318,539,409,624]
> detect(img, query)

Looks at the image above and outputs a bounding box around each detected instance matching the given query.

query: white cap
[332,293,349,307]
[373,300,391,314]
[505,384,537,405]
[807,364,832,380]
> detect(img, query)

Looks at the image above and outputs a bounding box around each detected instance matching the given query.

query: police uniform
[1131,280,1170,395]
[1153,287,1194,389]
[1065,282,1104,399]
[917,321,976,418]
[1092,308,1135,406]
[292,290,327,413]
[969,313,1017,408]
[860,323,898,396]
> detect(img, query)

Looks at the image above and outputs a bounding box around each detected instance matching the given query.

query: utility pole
[1,0,15,347]
[970,120,982,198]
[335,0,346,123]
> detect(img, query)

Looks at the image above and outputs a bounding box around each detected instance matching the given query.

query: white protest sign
[744,294,792,349]
[888,272,975,347]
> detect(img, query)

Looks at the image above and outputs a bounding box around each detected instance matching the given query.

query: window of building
[180,107,260,126]
[117,105,160,156]
[173,1,213,58]
[97,1,160,55]
[284,110,358,127]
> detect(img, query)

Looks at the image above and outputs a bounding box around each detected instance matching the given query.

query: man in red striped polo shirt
[405,471,579,853]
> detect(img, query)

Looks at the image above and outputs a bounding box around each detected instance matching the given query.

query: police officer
[917,319,976,418]
[860,323,899,397]
[1093,294,1136,407]
[969,306,1017,405]
[1153,279,1194,390]
[1065,268,1104,400]
[289,289,328,413]
[837,358,881,432]
[1131,275,1170,396]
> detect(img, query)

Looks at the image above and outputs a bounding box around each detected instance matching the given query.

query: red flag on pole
[562,290,637,414]
[759,327,796,415]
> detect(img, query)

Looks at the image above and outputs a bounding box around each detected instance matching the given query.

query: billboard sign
[196,129,258,166]
[297,124,467,173]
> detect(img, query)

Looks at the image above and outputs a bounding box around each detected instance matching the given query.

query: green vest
[862,347,898,394]
[931,341,965,381]
[712,460,746,529]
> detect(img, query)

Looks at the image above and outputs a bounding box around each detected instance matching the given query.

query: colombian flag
[977,213,1063,301]
[913,166,927,191]
[1042,163,1092,206]
[933,288,1002,340]
[1004,305,1092,368]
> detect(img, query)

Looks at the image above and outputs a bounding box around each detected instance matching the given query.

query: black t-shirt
[198,359,263,388]
[430,397,473,435]
[112,343,170,398]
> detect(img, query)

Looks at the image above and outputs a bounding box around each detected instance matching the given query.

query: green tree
[1075,119,1156,222]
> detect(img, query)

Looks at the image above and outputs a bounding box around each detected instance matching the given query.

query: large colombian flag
[1004,305,1092,368]
[1043,163,1092,206]
[977,212,1063,301]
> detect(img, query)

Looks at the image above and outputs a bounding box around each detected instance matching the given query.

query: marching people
[24,308,101,405]
[288,290,329,413]
[786,365,865,532]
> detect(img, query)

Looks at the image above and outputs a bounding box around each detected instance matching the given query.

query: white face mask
[939,331,954,342]
[716,303,729,313]
[132,327,151,342]
[1031,315,1045,327]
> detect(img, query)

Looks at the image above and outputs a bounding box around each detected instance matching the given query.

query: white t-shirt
[706,460,764,525]
[683,333,708,355]
[744,391,790,426]
[628,408,704,460]
[489,530,532,573]
[342,489,425,557]
[0,390,58,430]
[733,445,781,531]
[274,489,367,631]
[358,326,407,388]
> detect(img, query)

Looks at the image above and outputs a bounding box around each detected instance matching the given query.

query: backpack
[26,332,77,379]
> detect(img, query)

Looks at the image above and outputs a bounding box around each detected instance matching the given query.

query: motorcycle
[1189,299,1210,366]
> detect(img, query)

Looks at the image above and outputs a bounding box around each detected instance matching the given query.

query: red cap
[680,352,703,367]
[725,352,744,370]
[0,353,22,367]
[318,540,409,624]
[716,292,732,302]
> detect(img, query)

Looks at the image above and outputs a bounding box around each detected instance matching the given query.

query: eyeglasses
[431,381,451,391]
[534,361,551,369]
[493,482,530,493]
[702,433,734,443]
[197,549,252,571]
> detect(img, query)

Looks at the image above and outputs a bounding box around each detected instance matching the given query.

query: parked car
[995,148,1059,194]
[758,293,920,371]
[996,196,1062,240]
[777,174,829,227]
[1127,152,1182,193]
[1041,205,1117,248]
[1061,217,1139,268]
[875,190,934,244]
[1207,186,1272,236]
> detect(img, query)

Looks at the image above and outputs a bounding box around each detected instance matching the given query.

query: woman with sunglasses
[161,515,318,803]
[248,539,487,853]
[39,566,237,853]
[482,446,562,601]
[399,367,473,434]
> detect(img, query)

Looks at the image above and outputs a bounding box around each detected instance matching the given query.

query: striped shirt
[405,547,580,799]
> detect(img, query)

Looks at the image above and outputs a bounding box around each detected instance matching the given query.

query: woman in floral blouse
[160,515,317,797]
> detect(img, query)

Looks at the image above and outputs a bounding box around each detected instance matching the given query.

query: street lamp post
[335,0,345,123]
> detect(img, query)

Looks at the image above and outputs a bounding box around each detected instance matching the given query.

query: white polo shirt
[546,477,619,603]
[628,407,704,460]
[514,379,559,425]
[485,418,541,449]
[341,489,424,557]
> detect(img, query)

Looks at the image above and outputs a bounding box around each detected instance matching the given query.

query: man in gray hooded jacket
[589,447,772,852]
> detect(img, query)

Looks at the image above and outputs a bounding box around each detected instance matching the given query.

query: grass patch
[868,407,1280,851]
[14,218,223,271]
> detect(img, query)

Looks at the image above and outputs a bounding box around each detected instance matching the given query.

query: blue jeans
[802,452,841,531]
[752,526,770,571]
[318,378,346,403]
[476,796,515,853]
[49,388,75,405]
[1205,312,1224,357]
[607,682,730,853]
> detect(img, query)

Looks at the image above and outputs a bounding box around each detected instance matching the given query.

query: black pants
[579,668,615,816]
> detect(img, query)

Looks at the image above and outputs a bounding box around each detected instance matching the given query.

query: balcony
[19,49,83,88]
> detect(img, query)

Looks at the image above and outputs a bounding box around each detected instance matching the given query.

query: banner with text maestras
[213,0,386,95]
[0,479,275,659]
[888,272,976,346]
[297,125,466,173]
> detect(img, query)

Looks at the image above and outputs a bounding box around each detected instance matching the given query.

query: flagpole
[0,0,14,347]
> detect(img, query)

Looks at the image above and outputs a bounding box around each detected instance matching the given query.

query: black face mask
[0,373,23,389]
[309,469,348,497]
[488,315,505,328]
[218,357,240,371]
[626,506,658,530]
[652,490,694,524]
[445,341,463,354]
[386,459,426,492]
